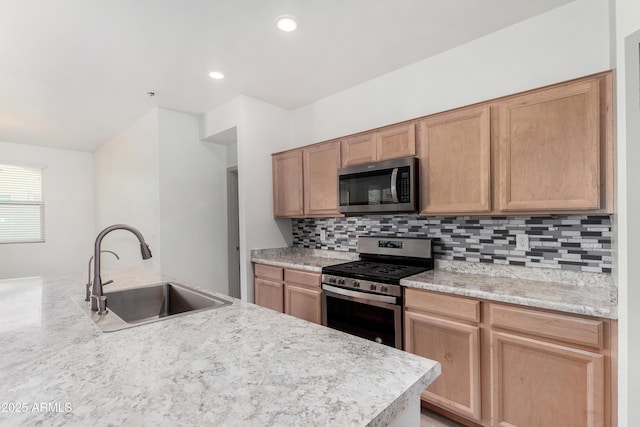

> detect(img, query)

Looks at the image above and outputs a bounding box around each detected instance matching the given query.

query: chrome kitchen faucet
[90,224,152,314]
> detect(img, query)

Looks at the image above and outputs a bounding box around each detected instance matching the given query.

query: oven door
[322,284,402,349]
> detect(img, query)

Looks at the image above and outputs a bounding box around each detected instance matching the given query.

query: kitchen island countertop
[0,269,439,427]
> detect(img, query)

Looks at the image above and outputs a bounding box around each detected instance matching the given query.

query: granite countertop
[402,268,616,319]
[0,270,439,427]
[251,248,617,319]
[251,248,357,272]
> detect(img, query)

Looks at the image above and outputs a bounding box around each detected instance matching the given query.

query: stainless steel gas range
[321,236,433,349]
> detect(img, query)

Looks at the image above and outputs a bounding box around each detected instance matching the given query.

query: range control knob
[352,280,360,288]
[380,285,388,293]
[370,283,377,291]
[337,278,345,285]
[328,277,336,283]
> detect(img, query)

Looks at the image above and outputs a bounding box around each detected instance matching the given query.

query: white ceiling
[0,0,574,152]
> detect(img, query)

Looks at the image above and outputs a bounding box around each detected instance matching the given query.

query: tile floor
[420,408,465,427]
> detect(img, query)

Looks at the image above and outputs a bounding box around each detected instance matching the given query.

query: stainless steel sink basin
[74,282,232,332]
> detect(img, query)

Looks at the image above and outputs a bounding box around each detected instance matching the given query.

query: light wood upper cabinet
[376,123,416,161]
[275,71,613,217]
[495,78,602,212]
[272,149,304,217]
[418,105,491,214]
[491,331,604,427]
[341,123,416,167]
[303,140,341,217]
[341,133,377,167]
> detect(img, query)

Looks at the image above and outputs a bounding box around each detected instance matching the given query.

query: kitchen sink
[74,282,232,332]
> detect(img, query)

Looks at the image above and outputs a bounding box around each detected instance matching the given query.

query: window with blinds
[0,164,45,244]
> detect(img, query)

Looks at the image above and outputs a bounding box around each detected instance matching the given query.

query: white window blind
[0,164,45,244]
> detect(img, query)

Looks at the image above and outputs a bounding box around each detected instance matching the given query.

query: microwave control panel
[399,170,410,202]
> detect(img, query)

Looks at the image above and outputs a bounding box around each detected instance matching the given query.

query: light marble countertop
[251,248,357,272]
[0,269,439,427]
[402,269,616,319]
[251,248,617,319]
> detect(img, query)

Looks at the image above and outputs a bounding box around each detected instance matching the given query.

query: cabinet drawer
[490,304,603,349]
[405,288,480,323]
[284,269,321,288]
[254,263,283,282]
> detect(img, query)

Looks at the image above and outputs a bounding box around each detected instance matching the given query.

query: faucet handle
[103,280,114,286]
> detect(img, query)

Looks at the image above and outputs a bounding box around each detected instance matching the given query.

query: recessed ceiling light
[208,70,225,80]
[276,15,298,32]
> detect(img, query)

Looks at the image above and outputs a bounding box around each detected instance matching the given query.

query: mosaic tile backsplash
[292,215,612,273]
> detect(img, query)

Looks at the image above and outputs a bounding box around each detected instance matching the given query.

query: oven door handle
[322,284,398,305]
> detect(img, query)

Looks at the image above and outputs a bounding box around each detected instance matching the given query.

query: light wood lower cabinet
[491,331,604,427]
[284,283,322,324]
[255,278,284,312]
[253,263,322,324]
[405,310,482,421]
[404,288,616,427]
[254,264,284,312]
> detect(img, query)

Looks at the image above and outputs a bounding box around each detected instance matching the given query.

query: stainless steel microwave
[338,157,419,214]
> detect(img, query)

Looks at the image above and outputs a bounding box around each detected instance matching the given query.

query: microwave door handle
[390,167,399,203]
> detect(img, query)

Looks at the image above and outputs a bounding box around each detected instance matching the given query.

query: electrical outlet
[319,229,327,242]
[515,234,530,251]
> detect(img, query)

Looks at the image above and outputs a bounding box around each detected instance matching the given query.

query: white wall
[157,108,229,293]
[290,0,611,147]
[201,96,291,302]
[236,96,292,302]
[0,141,94,279]
[201,97,243,140]
[613,0,640,424]
[93,109,162,272]
[227,141,238,168]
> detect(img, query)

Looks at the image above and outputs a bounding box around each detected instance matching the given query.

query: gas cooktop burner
[322,260,431,284]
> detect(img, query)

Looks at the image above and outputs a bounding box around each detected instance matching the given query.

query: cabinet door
[419,105,491,214]
[272,150,304,217]
[254,278,284,312]
[491,331,604,427]
[496,79,601,211]
[303,140,341,216]
[284,283,322,324]
[405,310,481,421]
[376,123,416,161]
[341,133,377,167]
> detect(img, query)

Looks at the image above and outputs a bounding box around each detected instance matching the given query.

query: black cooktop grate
[322,260,430,284]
